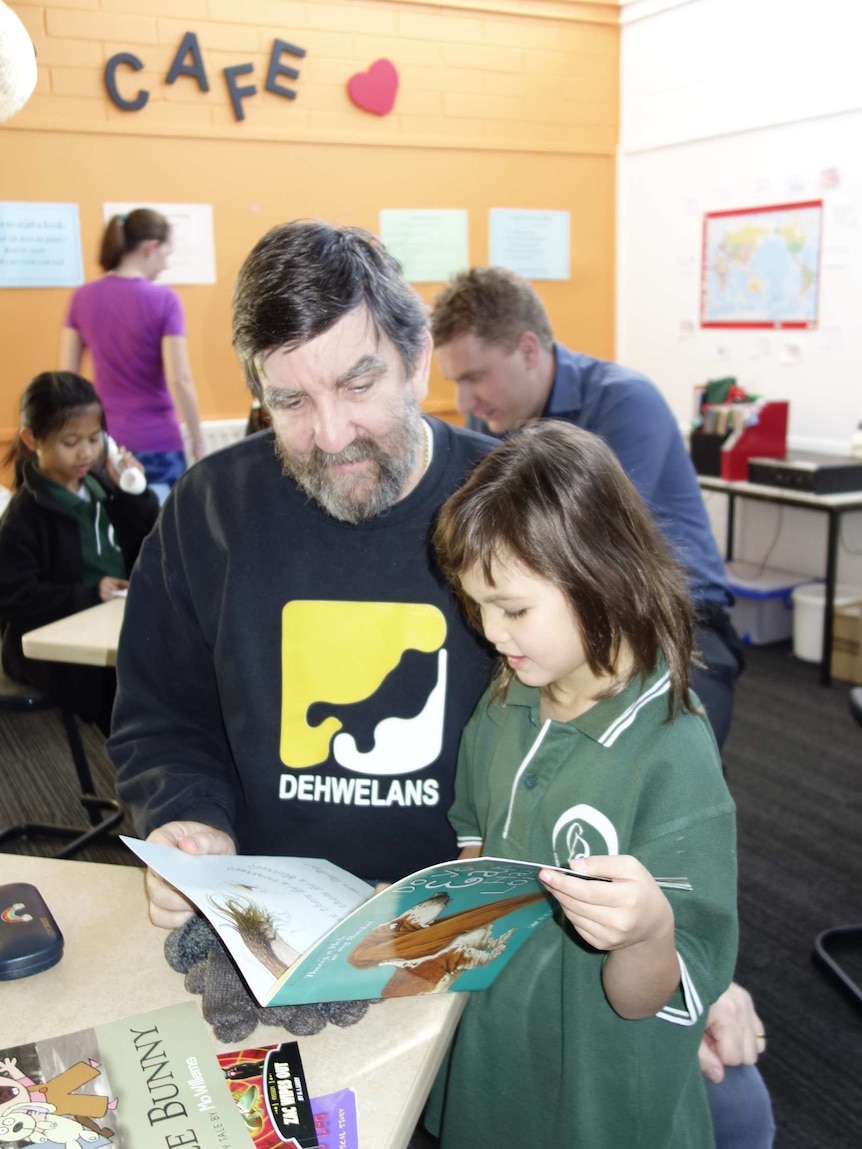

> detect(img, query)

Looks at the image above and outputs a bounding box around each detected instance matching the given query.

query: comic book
[217,1042,358,1149]
[122,838,563,1007]
[0,1002,252,1148]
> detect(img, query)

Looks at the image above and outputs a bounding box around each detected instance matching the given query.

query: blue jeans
[135,449,187,505]
[705,1065,776,1149]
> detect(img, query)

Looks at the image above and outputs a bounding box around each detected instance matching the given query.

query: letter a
[166,31,209,92]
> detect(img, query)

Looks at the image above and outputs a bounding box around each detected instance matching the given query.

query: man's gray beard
[275,403,425,524]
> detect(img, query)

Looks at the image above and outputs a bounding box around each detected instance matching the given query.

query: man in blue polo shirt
[431,265,744,750]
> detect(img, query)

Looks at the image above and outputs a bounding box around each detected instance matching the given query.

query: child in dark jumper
[0,371,158,734]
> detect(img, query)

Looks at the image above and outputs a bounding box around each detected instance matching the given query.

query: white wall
[618,0,862,589]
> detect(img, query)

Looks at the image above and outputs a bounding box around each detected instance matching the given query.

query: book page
[123,838,372,1004]
[268,857,556,1005]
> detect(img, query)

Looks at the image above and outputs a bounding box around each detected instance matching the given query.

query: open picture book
[124,838,691,1007]
[125,839,562,1006]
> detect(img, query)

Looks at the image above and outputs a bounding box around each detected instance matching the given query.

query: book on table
[0,1000,355,1149]
[0,1001,252,1148]
[217,1040,357,1149]
[123,837,568,1006]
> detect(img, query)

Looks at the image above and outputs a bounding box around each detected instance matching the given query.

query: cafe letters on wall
[104,31,307,122]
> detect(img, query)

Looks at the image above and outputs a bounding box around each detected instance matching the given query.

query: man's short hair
[430,266,554,353]
[232,220,429,399]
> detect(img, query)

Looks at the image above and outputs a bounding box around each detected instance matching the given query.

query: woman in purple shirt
[59,208,206,500]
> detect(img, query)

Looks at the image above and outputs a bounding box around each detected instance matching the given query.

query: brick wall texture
[9,0,619,154]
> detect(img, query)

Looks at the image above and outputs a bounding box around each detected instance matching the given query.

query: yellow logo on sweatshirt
[280,601,447,775]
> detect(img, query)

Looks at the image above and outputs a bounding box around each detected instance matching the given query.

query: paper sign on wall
[0,202,84,288]
[103,201,216,285]
[379,209,468,284]
[488,209,570,280]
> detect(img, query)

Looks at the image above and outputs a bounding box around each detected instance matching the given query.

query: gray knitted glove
[165,913,375,1042]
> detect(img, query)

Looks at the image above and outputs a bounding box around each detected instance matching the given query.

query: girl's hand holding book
[538,854,673,954]
[540,854,679,1019]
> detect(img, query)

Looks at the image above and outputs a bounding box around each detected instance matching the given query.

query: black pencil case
[0,882,64,979]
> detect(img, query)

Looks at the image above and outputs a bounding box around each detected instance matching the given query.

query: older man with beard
[109,220,495,927]
[110,222,771,1149]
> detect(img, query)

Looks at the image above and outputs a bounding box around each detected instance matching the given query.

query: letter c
[104,52,149,111]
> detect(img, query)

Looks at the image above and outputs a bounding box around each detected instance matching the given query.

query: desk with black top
[697,475,862,685]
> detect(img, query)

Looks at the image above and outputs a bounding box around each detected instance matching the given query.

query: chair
[0,659,123,858]
[812,687,862,1009]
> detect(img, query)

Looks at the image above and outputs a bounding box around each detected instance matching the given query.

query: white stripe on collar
[598,671,672,748]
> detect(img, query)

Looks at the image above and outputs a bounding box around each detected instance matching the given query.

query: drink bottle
[105,434,147,495]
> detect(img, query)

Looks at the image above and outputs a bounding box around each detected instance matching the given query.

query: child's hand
[105,443,144,485]
[538,854,673,953]
[541,855,678,1018]
[98,576,129,602]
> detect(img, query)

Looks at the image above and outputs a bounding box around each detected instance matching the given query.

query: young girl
[0,371,159,734]
[58,208,207,501]
[428,421,738,1149]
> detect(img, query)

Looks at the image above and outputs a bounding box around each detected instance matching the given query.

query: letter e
[265,39,306,100]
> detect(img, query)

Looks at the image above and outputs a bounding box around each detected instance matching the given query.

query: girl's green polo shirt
[431,666,738,1149]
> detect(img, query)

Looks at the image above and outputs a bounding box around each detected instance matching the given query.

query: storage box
[691,401,789,480]
[725,562,814,645]
[690,431,728,477]
[719,400,789,481]
[791,583,862,663]
[831,601,862,684]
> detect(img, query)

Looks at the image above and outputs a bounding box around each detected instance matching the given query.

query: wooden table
[21,596,125,667]
[698,475,862,684]
[0,854,463,1149]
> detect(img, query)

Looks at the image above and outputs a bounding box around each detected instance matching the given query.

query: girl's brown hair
[433,420,697,717]
[99,208,170,272]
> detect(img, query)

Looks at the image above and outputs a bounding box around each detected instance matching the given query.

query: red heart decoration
[347,58,398,116]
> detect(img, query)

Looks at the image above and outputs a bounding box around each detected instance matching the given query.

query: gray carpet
[723,643,862,1149]
[1,643,860,1147]
[0,708,138,863]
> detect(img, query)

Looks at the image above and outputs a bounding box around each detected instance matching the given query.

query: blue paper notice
[0,202,84,288]
[489,208,570,280]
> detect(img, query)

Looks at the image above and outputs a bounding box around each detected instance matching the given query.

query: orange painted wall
[0,0,619,442]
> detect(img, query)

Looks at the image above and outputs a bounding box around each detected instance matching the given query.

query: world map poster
[700,200,822,329]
